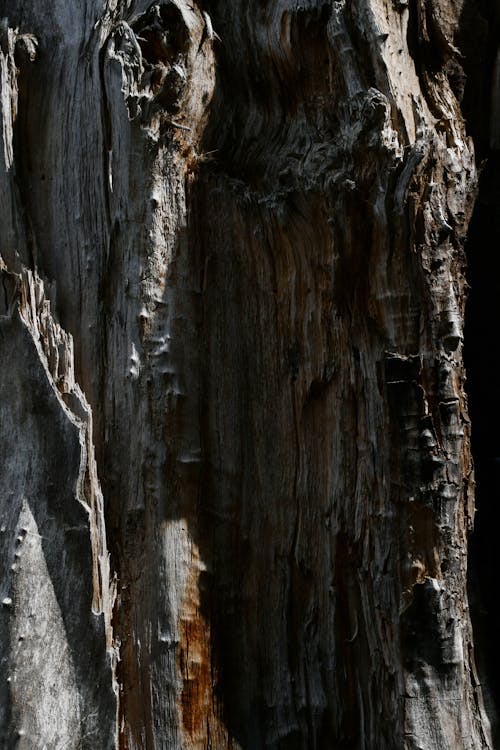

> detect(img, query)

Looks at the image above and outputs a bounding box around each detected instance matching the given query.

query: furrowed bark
[0,1,496,748]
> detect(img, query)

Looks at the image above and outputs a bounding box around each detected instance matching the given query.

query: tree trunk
[0,0,496,748]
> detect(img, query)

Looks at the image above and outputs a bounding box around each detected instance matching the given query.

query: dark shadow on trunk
[464,155,500,743]
[461,0,500,739]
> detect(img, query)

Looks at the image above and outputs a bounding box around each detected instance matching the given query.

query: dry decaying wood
[0,0,496,748]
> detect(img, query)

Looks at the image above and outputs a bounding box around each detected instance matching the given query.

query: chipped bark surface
[0,0,496,748]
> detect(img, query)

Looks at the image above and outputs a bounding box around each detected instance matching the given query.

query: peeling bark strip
[0,1,495,749]
[0,264,117,747]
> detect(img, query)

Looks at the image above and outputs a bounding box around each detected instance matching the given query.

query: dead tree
[0,1,496,748]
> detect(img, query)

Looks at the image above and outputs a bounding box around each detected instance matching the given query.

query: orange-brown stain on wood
[176,538,231,749]
[180,615,212,739]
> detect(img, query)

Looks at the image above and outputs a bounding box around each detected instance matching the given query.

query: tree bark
[0,1,495,748]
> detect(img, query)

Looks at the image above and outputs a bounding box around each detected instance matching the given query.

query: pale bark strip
[0,23,116,750]
[0,267,118,749]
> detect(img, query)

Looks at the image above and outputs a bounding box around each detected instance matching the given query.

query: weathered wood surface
[0,0,495,748]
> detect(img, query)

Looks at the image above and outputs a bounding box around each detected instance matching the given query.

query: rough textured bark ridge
[0,0,495,748]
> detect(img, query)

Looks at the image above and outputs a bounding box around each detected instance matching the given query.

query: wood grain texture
[0,0,495,748]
